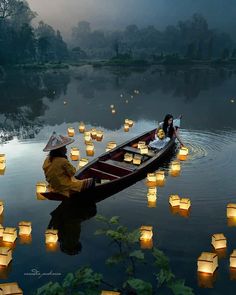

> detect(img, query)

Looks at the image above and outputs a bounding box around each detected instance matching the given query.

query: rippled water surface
[0,66,236,294]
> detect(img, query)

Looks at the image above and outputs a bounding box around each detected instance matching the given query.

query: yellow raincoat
[43,157,92,197]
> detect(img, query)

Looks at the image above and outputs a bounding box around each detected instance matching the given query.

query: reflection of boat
[47,199,97,255]
[43,125,178,202]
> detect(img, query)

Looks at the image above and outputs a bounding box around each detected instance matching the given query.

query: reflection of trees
[0,69,70,142]
[48,200,97,255]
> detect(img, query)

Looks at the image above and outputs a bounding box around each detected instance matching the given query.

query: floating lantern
[169,195,180,207]
[101,291,120,295]
[78,158,89,168]
[125,119,133,127]
[133,154,142,165]
[0,201,3,216]
[230,250,236,268]
[106,141,117,152]
[230,99,235,103]
[86,142,95,157]
[147,201,157,208]
[0,282,23,294]
[179,198,191,210]
[36,182,47,194]
[84,131,91,143]
[96,131,104,141]
[0,247,12,267]
[124,124,129,132]
[211,234,227,250]
[147,192,157,203]
[0,225,4,238]
[110,105,114,109]
[137,141,146,149]
[148,187,157,195]
[18,222,32,236]
[170,161,181,173]
[70,148,80,161]
[2,228,17,243]
[156,171,165,185]
[0,154,6,171]
[147,173,156,183]
[179,147,189,156]
[79,122,85,133]
[227,204,236,218]
[91,129,97,140]
[140,226,153,241]
[112,109,116,114]
[125,100,129,104]
[120,94,123,98]
[45,229,58,244]
[67,127,75,137]
[124,153,133,163]
[197,252,218,274]
[140,145,149,155]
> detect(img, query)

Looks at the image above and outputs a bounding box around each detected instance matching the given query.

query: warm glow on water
[0,66,236,293]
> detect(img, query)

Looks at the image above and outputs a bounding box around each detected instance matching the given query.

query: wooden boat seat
[89,167,120,180]
[122,146,155,157]
[103,159,136,171]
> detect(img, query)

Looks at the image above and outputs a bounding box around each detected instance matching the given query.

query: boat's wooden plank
[122,146,156,157]
[89,167,120,180]
[98,160,134,175]
[103,159,136,171]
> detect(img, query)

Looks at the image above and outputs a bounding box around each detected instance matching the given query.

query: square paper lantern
[96,131,104,141]
[78,158,89,168]
[156,171,165,182]
[0,154,6,171]
[45,229,58,244]
[133,154,142,165]
[79,122,85,133]
[101,291,120,295]
[0,201,4,215]
[36,182,47,194]
[86,142,95,156]
[197,252,218,274]
[0,225,4,238]
[67,127,75,137]
[147,192,157,203]
[128,120,134,127]
[0,282,23,295]
[3,228,17,243]
[227,204,236,218]
[211,234,227,250]
[179,147,189,156]
[140,145,149,155]
[106,141,117,152]
[179,198,191,210]
[169,195,180,207]
[18,222,32,236]
[170,161,181,172]
[124,123,129,132]
[137,141,146,149]
[140,226,153,241]
[147,173,156,183]
[148,187,157,195]
[70,148,80,161]
[84,131,91,143]
[124,153,133,163]
[0,247,12,267]
[91,129,97,140]
[230,250,236,268]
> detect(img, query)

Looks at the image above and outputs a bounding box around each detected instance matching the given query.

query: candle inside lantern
[70,148,80,161]
[197,252,218,274]
[18,222,32,236]
[86,142,95,156]
[79,122,85,133]
[67,127,75,137]
[45,229,58,244]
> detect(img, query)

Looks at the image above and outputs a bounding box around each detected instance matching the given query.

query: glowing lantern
[0,201,3,216]
[230,250,236,268]
[79,122,85,133]
[198,252,218,274]
[179,198,191,210]
[78,158,89,168]
[110,104,114,109]
[137,141,146,149]
[67,127,75,137]
[227,217,236,227]
[91,129,97,140]
[156,171,165,182]
[169,195,180,207]
[101,291,120,295]
[124,153,133,163]
[0,154,6,171]
[36,182,47,194]
[170,161,181,173]
[125,119,133,127]
[0,282,23,295]
[96,131,104,141]
[140,145,149,155]
[2,228,17,243]
[84,131,91,143]
[112,109,116,114]
[140,239,153,249]
[0,247,12,267]
[106,141,117,152]
[211,234,227,250]
[70,148,80,161]
[179,147,189,156]
[45,229,58,244]
[140,226,153,241]
[147,192,157,203]
[86,142,95,156]
[18,222,32,236]
[148,187,157,195]
[0,225,3,238]
[133,154,142,165]
[227,203,236,218]
[147,173,156,183]
[124,124,129,132]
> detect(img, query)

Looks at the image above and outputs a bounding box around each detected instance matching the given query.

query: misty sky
[28,0,236,38]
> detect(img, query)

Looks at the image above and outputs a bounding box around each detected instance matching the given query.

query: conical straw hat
[43,132,74,152]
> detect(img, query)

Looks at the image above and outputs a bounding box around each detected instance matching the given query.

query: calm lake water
[0,65,236,294]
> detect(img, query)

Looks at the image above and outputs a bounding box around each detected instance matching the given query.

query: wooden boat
[42,125,179,202]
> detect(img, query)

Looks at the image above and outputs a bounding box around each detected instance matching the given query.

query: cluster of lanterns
[147,171,165,186]
[124,119,134,132]
[110,105,116,114]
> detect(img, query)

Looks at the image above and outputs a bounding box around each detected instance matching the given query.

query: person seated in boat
[42,131,94,198]
[149,114,184,150]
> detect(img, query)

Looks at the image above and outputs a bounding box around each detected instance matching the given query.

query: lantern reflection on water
[148,187,157,195]
[0,201,3,216]
[140,238,153,249]
[2,228,17,243]
[101,291,120,295]
[0,247,12,267]
[140,226,153,242]
[0,154,6,172]
[227,217,236,227]
[45,229,58,244]
[147,192,157,203]
[67,127,75,137]
[230,250,236,268]
[18,222,32,236]
[211,234,227,250]
[198,271,217,288]
[70,148,80,161]
[78,158,89,169]
[0,282,23,295]
[86,142,95,157]
[197,252,218,274]
[19,234,32,245]
[169,195,180,207]
[96,131,103,141]
[227,203,236,218]
[179,198,191,210]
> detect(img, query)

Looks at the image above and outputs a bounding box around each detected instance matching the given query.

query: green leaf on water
[94,228,107,235]
[124,278,153,295]
[95,215,109,223]
[106,253,127,266]
[129,250,145,260]
[156,269,175,286]
[152,247,170,269]
[109,216,120,224]
[168,279,195,295]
